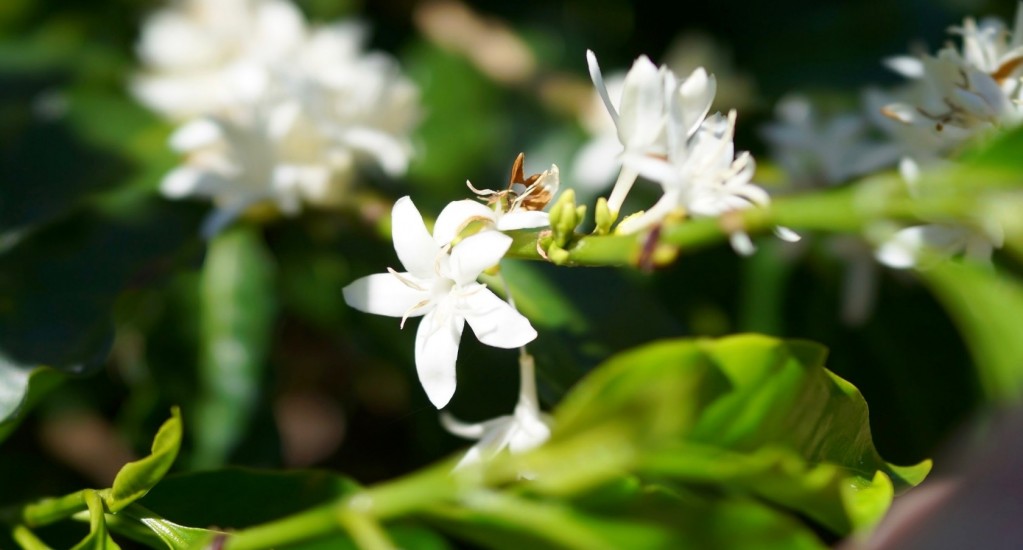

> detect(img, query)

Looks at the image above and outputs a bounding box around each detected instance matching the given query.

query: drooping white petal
[676,68,717,138]
[462,289,537,349]
[434,200,496,246]
[340,127,411,176]
[342,272,431,318]
[391,196,441,279]
[415,308,463,408]
[884,56,926,78]
[448,231,512,286]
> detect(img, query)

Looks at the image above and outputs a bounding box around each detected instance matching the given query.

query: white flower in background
[760,95,900,189]
[343,197,537,409]
[134,0,307,119]
[875,159,1003,269]
[879,3,1023,157]
[442,353,552,471]
[135,0,420,230]
[585,50,717,216]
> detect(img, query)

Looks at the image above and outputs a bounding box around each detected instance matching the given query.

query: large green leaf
[547,334,929,535]
[105,408,183,513]
[0,363,61,443]
[192,225,276,468]
[921,261,1023,401]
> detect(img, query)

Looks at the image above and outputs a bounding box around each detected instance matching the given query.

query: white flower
[441,402,552,471]
[760,95,901,188]
[342,197,537,408]
[878,4,1023,156]
[441,353,552,472]
[136,0,420,230]
[618,110,795,253]
[585,50,716,215]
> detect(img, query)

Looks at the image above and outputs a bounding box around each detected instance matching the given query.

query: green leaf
[139,469,359,529]
[192,225,276,468]
[105,408,183,513]
[103,504,219,550]
[0,363,61,442]
[548,334,929,534]
[921,261,1023,401]
[427,489,826,550]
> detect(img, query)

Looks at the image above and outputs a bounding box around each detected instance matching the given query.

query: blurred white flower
[761,95,901,189]
[135,0,420,229]
[342,197,536,409]
[878,3,1023,157]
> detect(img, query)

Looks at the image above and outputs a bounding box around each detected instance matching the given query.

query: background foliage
[1,0,1020,547]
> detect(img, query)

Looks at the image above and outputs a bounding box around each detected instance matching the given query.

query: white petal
[676,68,716,137]
[496,211,549,231]
[448,231,511,286]
[729,232,756,256]
[440,412,512,439]
[434,200,496,246]
[617,55,666,150]
[343,272,431,317]
[341,128,411,176]
[391,196,441,279]
[169,118,222,152]
[884,56,926,78]
[463,289,537,348]
[586,50,620,126]
[415,309,463,408]
[774,226,801,242]
[161,166,224,198]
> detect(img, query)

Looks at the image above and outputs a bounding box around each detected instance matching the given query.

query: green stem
[337,509,396,550]
[20,490,89,528]
[224,505,340,550]
[10,525,51,550]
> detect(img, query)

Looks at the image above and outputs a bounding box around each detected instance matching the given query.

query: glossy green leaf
[105,408,182,513]
[427,489,825,550]
[921,261,1023,401]
[139,469,359,529]
[549,334,929,534]
[0,363,61,442]
[103,504,219,550]
[192,225,276,468]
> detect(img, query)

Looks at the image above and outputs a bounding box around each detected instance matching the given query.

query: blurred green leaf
[921,261,1023,401]
[287,524,452,550]
[192,225,276,468]
[106,407,182,513]
[140,469,359,529]
[0,364,61,442]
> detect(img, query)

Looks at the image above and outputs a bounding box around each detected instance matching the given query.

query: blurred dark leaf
[191,225,277,468]
[140,469,359,529]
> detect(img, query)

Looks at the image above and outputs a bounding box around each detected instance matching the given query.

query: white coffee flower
[441,353,552,472]
[585,50,716,215]
[343,197,537,409]
[136,0,420,230]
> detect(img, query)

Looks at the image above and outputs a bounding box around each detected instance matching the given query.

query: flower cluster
[873,5,1022,268]
[134,0,420,233]
[584,51,795,254]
